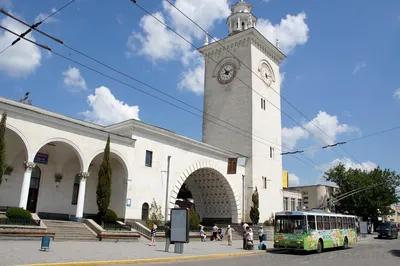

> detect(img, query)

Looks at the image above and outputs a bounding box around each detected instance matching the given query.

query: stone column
[75,171,90,220]
[19,161,36,209]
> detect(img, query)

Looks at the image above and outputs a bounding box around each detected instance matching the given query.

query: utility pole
[242,174,245,222]
[164,156,171,252]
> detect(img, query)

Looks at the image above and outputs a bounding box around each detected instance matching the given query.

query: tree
[145,199,164,229]
[96,135,112,218]
[249,187,260,225]
[189,206,200,227]
[0,112,7,186]
[324,164,400,220]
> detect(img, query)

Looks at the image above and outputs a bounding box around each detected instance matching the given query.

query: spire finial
[204,33,209,45]
[276,38,280,50]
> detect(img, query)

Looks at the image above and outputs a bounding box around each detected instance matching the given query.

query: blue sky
[0,0,399,187]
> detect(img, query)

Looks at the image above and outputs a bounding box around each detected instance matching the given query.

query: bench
[98,234,141,241]
[0,231,55,239]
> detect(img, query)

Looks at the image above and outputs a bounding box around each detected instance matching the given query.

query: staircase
[43,220,97,241]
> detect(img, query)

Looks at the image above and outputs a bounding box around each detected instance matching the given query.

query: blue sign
[126,198,131,207]
[34,153,48,164]
[41,236,50,251]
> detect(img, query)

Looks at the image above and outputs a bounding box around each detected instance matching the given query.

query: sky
[0,0,400,188]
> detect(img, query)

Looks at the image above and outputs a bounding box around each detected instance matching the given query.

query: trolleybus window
[275,215,306,234]
[307,215,316,230]
[316,216,323,230]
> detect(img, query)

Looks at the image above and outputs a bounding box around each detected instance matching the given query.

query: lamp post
[242,174,245,222]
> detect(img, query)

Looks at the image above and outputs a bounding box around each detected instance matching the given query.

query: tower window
[261,98,266,110]
[262,176,267,189]
[270,147,274,158]
[145,150,153,167]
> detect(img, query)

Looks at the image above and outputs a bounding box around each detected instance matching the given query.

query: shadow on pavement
[388,250,400,257]
[266,247,355,256]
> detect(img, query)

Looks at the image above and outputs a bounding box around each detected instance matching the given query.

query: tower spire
[204,33,209,46]
[227,1,256,36]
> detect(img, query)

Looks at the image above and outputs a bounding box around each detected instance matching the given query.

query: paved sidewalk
[0,239,271,265]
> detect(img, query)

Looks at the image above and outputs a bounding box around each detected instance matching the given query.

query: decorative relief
[78,171,90,179]
[23,161,36,170]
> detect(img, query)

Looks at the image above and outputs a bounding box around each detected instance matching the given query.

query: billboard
[282,170,288,188]
[170,208,190,243]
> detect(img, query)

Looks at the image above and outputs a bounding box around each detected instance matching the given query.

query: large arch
[85,149,130,219]
[32,138,85,171]
[5,124,31,161]
[169,161,241,225]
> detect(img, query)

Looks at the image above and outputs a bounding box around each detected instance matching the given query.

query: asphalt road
[134,238,400,266]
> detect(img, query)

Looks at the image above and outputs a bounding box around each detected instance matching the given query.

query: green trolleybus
[273,210,357,253]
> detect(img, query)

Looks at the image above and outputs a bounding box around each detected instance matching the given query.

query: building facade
[201,0,285,222]
[0,0,285,225]
[282,188,302,211]
[290,185,339,210]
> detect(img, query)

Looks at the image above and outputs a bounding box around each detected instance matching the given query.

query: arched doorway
[171,164,240,226]
[141,203,149,221]
[26,166,41,213]
[86,150,129,219]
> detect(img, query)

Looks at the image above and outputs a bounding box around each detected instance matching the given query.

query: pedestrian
[200,226,206,241]
[150,224,157,246]
[242,222,249,249]
[212,224,218,241]
[258,226,264,244]
[165,222,171,252]
[225,225,235,246]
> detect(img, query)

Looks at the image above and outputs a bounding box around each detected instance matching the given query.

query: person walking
[150,224,157,246]
[242,222,249,249]
[225,225,235,246]
[258,226,264,244]
[212,225,218,241]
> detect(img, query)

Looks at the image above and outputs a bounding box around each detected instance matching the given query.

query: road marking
[300,261,309,264]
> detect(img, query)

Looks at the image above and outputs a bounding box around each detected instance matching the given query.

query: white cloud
[289,173,300,186]
[62,66,87,91]
[35,8,59,24]
[394,88,400,99]
[317,157,378,185]
[282,111,357,150]
[0,15,42,77]
[352,61,366,75]
[256,12,309,54]
[81,86,140,126]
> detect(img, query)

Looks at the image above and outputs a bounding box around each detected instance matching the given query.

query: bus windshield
[275,215,307,234]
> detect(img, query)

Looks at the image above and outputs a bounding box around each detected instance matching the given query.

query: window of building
[291,198,296,211]
[71,175,80,205]
[316,216,323,230]
[262,176,267,189]
[307,215,316,230]
[261,98,266,110]
[297,199,302,210]
[145,150,153,167]
[270,147,274,158]
[283,197,289,211]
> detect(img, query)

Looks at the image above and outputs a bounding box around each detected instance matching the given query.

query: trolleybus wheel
[316,239,323,253]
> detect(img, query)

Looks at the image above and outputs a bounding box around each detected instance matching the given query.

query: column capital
[23,161,36,170]
[78,171,90,179]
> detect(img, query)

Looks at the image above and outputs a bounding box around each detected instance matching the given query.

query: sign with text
[34,153,48,164]
[170,208,189,243]
[227,158,237,174]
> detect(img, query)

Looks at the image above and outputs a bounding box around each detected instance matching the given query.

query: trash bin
[41,236,51,251]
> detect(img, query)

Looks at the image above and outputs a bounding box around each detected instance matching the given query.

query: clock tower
[200,0,286,223]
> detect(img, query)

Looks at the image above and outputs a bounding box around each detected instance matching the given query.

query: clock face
[217,62,237,84]
[259,61,275,87]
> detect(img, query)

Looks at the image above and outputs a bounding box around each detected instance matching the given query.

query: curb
[21,250,266,266]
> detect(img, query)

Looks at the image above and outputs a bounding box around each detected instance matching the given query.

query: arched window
[71,175,80,205]
[141,203,149,221]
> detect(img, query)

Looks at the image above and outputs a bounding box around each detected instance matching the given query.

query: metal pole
[164,156,171,252]
[242,174,245,222]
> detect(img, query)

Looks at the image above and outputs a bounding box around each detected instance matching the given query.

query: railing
[103,222,131,231]
[0,218,41,226]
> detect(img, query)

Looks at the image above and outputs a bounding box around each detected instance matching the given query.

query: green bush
[189,207,200,227]
[6,207,32,219]
[102,209,118,223]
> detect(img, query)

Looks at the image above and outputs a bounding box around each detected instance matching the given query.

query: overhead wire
[155,0,368,170]
[0,10,328,172]
[0,23,326,174]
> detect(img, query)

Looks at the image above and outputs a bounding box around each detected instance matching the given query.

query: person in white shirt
[258,226,264,244]
[212,225,218,241]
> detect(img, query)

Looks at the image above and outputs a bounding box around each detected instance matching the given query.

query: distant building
[282,188,302,211]
[384,204,400,222]
[288,184,339,210]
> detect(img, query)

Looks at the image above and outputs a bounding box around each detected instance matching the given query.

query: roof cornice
[0,97,135,147]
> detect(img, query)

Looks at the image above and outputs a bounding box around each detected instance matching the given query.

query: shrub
[6,207,32,219]
[96,209,118,224]
[189,207,200,227]
[145,199,164,229]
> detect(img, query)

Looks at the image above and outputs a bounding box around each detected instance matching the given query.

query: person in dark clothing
[165,222,171,252]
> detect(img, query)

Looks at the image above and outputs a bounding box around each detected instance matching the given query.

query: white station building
[0,0,285,225]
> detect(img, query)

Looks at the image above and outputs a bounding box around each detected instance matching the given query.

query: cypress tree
[250,187,260,225]
[96,135,112,219]
[0,112,7,186]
